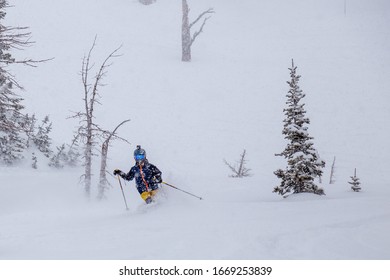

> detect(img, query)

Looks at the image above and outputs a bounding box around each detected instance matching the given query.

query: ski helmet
[134,145,146,163]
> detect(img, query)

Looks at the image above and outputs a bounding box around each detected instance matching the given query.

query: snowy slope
[1,0,390,259]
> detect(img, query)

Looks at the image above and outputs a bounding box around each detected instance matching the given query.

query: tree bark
[181,0,192,62]
[329,156,336,184]
[97,141,109,200]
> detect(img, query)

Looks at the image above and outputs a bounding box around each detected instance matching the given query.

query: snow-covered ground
[1,0,390,261]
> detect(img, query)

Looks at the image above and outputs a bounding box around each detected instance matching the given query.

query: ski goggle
[135,154,145,161]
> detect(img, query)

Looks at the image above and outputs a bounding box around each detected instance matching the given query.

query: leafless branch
[5,57,54,67]
[224,149,252,178]
[189,8,214,29]
[191,16,211,46]
[101,119,131,145]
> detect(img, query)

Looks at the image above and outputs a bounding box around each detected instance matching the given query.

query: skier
[114,145,162,204]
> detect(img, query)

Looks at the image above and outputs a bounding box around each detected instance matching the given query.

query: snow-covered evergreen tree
[33,115,53,158]
[349,168,361,192]
[23,114,37,148]
[49,144,68,169]
[0,81,26,164]
[0,1,26,164]
[48,140,81,169]
[66,137,81,167]
[274,60,325,196]
[0,0,45,165]
[31,152,38,169]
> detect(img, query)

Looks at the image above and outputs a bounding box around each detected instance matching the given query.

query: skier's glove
[153,175,162,183]
[113,169,122,176]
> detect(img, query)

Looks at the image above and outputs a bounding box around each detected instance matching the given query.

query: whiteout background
[0,0,389,263]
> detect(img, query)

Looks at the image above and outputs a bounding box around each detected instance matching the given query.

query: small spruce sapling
[349,168,361,192]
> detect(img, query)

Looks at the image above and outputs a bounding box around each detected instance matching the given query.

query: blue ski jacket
[120,161,162,194]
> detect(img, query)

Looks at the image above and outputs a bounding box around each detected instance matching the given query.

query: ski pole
[117,175,129,210]
[162,181,203,200]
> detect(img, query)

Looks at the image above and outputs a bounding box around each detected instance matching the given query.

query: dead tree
[224,149,252,178]
[329,156,336,184]
[70,36,122,197]
[98,119,130,200]
[181,0,214,62]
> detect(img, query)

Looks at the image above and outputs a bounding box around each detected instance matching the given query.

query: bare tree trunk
[181,0,192,62]
[139,0,156,5]
[329,156,336,184]
[97,120,130,200]
[98,141,109,200]
[81,38,97,198]
[181,0,214,62]
[84,128,93,196]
